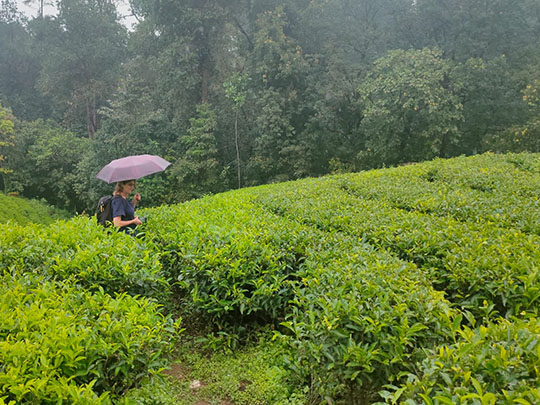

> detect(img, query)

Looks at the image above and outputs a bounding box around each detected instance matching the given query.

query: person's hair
[114,179,135,194]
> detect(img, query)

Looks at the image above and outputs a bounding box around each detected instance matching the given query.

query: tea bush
[136,153,540,402]
[0,272,181,403]
[0,217,168,299]
[279,231,458,402]
[253,173,540,319]
[381,317,540,404]
[3,153,537,404]
[145,187,460,401]
[335,153,540,235]
[143,194,314,331]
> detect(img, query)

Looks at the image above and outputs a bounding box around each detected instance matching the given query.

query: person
[111,179,142,233]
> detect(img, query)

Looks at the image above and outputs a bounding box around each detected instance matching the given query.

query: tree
[486,78,540,153]
[450,56,525,155]
[0,1,53,120]
[224,73,248,189]
[246,7,311,184]
[27,120,90,210]
[37,0,127,137]
[396,0,536,61]
[359,48,463,168]
[1,117,89,210]
[22,0,53,19]
[297,0,396,66]
[0,103,14,182]
[170,103,222,200]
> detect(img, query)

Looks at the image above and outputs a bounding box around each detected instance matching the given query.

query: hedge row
[0,193,70,226]
[335,153,540,236]
[279,231,458,402]
[144,193,316,331]
[0,218,180,403]
[3,153,538,403]
[141,154,540,401]
[252,174,540,319]
[0,217,167,299]
[381,317,540,404]
[0,272,180,404]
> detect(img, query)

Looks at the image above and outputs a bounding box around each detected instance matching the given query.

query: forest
[1,0,540,211]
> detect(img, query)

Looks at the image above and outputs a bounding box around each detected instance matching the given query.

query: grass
[124,334,307,405]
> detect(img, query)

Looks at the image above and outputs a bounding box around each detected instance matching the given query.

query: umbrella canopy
[96,154,171,184]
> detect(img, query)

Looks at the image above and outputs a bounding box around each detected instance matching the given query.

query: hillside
[0,193,71,225]
[1,152,539,404]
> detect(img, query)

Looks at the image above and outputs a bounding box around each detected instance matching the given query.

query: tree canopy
[1,0,539,211]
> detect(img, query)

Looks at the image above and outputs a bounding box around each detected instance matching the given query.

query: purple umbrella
[96,154,171,184]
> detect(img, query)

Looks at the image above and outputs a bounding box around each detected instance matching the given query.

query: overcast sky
[15,0,137,29]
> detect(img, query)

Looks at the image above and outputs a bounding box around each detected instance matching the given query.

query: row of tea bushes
[143,193,316,331]
[253,176,540,319]
[0,272,180,404]
[0,217,167,300]
[0,217,182,402]
[278,231,458,402]
[382,317,540,404]
[136,153,539,403]
[144,190,461,401]
[421,153,540,192]
[334,154,540,236]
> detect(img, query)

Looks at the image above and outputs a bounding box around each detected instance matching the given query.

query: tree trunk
[86,97,97,138]
[201,53,210,103]
[235,110,241,188]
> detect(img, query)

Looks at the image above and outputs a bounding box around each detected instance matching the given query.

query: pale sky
[14,0,138,29]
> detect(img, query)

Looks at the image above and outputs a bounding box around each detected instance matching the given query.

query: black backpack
[96,195,114,226]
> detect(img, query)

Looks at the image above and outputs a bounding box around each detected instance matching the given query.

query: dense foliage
[2,0,540,211]
[0,274,178,403]
[0,218,181,403]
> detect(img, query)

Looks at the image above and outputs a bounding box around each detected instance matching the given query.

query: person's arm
[113,216,142,228]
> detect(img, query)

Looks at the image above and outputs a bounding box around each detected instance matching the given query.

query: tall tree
[397,0,535,61]
[0,1,53,120]
[451,56,525,155]
[224,73,248,188]
[170,103,222,200]
[37,0,127,137]
[359,48,463,168]
[0,103,14,184]
[246,7,311,184]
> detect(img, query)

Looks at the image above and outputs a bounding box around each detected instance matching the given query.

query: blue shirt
[111,195,135,232]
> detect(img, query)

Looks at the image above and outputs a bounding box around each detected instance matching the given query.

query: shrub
[0,193,70,225]
[0,217,168,300]
[278,232,458,403]
[0,272,181,403]
[381,317,540,404]
[252,169,540,319]
[335,153,540,236]
[144,193,312,332]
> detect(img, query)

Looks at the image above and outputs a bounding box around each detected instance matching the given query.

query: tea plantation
[1,153,539,404]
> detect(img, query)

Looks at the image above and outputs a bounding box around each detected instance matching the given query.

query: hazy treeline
[1,0,540,211]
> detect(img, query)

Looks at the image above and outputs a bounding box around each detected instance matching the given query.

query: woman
[111,179,142,233]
